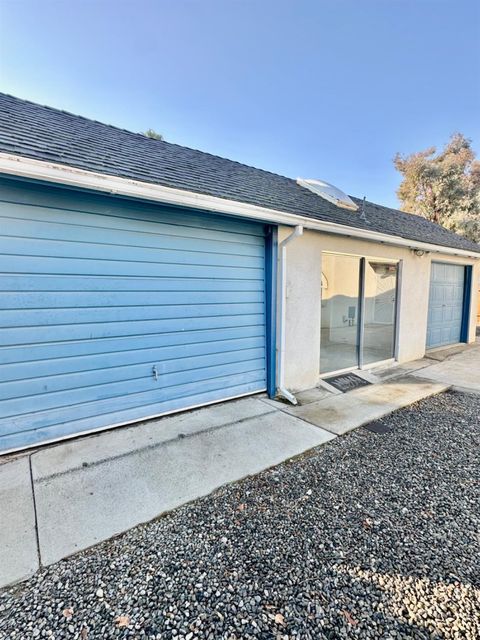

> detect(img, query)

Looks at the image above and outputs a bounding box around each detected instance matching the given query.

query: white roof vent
[297,178,359,211]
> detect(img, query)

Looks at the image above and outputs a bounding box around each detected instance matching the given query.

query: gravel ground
[1,390,479,640]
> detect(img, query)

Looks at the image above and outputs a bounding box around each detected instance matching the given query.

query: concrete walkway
[415,340,480,393]
[1,342,479,588]
[262,376,447,436]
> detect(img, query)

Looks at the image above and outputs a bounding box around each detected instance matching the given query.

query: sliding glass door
[320,254,398,375]
[361,261,398,366]
[320,254,361,374]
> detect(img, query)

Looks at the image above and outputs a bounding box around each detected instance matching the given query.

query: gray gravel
[1,390,479,640]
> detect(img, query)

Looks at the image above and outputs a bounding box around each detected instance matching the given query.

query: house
[0,93,479,455]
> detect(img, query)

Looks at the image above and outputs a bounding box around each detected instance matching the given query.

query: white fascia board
[0,152,479,259]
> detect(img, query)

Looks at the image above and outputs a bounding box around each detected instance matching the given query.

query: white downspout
[277,225,304,404]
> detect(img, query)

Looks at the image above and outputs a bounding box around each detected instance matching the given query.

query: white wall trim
[0,152,479,258]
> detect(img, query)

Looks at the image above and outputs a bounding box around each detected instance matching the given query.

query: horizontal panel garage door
[426,262,465,349]
[0,181,267,453]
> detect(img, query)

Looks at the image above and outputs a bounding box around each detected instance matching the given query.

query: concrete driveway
[2,390,479,639]
[415,340,480,393]
[1,341,479,588]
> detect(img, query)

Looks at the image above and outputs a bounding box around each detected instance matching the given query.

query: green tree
[142,128,164,141]
[394,133,480,242]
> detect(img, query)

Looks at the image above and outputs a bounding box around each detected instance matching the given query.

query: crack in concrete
[258,395,341,434]
[33,409,277,484]
[28,454,42,569]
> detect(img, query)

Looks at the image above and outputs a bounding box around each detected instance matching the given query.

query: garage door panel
[426,262,465,349]
[0,236,265,269]
[429,328,442,345]
[430,291,439,305]
[1,313,265,347]
[443,306,453,322]
[1,346,266,400]
[0,357,267,420]
[0,289,266,309]
[430,307,443,324]
[2,336,266,383]
[0,325,265,368]
[0,187,268,452]
[0,214,267,256]
[0,255,265,281]
[442,327,453,343]
[0,378,266,453]
[1,369,266,438]
[0,274,266,292]
[0,200,263,246]
[2,301,266,327]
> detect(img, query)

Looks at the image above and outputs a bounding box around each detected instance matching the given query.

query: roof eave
[0,152,479,259]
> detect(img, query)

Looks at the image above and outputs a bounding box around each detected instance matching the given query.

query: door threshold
[360,358,395,371]
[319,358,396,379]
[319,365,358,379]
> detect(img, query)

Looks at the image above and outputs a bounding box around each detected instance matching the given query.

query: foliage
[394,133,480,242]
[142,128,164,141]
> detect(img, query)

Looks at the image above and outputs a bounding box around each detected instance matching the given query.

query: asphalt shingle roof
[0,93,478,254]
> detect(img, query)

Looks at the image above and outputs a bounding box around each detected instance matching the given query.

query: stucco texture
[278,227,479,392]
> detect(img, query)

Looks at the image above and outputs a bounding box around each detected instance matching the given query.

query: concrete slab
[415,345,480,393]
[258,396,295,411]
[4,346,477,588]
[288,376,447,435]
[32,396,271,479]
[0,456,39,586]
[295,387,333,405]
[289,392,397,436]
[317,379,343,395]
[32,410,335,566]
[353,370,378,384]
[259,386,332,412]
[367,358,435,382]
[425,343,469,361]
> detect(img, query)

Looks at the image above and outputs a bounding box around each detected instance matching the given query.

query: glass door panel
[361,261,398,366]
[320,254,361,374]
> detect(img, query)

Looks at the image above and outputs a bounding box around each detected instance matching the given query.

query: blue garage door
[0,180,267,453]
[426,262,465,349]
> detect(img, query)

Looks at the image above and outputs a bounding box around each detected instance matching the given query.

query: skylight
[297,178,359,211]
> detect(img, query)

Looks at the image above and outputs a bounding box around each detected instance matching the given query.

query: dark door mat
[363,419,392,434]
[323,372,371,393]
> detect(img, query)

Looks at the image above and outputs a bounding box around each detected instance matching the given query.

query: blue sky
[1,0,479,208]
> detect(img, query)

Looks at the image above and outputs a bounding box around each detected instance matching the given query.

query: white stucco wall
[278,226,479,392]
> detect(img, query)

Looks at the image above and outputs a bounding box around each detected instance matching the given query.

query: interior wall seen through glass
[320,255,398,374]
[320,254,360,374]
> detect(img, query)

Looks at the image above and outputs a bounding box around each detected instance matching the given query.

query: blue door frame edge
[265,225,278,397]
[460,265,473,342]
